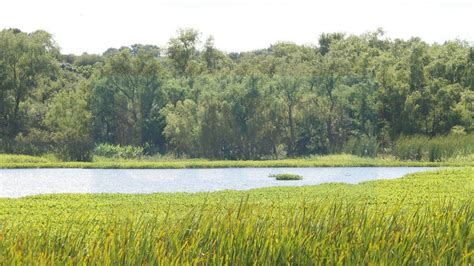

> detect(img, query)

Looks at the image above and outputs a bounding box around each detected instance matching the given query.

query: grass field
[0,168,472,264]
[1,153,473,168]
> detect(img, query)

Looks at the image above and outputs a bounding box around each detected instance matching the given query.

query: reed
[395,134,474,161]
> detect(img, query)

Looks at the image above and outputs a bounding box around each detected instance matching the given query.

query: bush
[344,135,379,157]
[56,139,93,162]
[94,143,144,160]
[269,173,303,180]
[13,130,52,156]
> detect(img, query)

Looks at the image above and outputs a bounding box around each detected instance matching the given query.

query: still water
[0,167,435,198]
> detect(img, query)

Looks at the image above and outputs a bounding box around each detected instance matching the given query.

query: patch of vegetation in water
[270,173,303,180]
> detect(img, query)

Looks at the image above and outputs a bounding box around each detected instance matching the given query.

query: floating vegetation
[269,173,303,180]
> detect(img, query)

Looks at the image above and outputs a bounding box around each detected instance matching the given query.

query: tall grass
[0,154,51,164]
[1,200,472,264]
[395,134,474,161]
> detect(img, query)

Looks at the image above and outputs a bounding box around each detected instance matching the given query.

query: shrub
[344,134,379,157]
[94,143,144,160]
[55,139,93,162]
[12,129,51,156]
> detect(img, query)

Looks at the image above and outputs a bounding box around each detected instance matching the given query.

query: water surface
[0,167,435,198]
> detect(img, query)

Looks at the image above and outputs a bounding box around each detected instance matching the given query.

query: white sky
[1,0,472,55]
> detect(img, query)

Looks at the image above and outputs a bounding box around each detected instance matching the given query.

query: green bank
[1,154,473,168]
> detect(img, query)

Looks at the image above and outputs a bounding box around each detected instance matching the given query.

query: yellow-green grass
[0,168,472,264]
[1,154,472,168]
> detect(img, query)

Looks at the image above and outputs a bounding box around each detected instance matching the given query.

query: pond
[0,167,435,198]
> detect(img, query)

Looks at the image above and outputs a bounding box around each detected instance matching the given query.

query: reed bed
[395,134,474,162]
[1,200,472,265]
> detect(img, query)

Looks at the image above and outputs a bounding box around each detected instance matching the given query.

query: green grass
[270,173,304,180]
[1,153,472,168]
[0,154,52,164]
[0,168,473,264]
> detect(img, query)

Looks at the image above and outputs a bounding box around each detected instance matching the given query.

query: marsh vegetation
[270,173,304,180]
[0,168,472,264]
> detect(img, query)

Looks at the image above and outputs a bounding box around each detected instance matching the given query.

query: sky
[1,0,472,55]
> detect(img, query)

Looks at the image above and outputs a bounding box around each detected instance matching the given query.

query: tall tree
[0,29,57,148]
[167,28,201,76]
[45,81,93,161]
[95,45,165,148]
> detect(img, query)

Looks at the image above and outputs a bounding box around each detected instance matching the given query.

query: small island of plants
[270,173,304,180]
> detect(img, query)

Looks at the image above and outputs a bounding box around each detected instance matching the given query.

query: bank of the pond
[0,154,472,168]
[0,168,472,264]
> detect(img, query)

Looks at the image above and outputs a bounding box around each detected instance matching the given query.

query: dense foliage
[1,28,473,160]
[93,143,144,160]
[0,168,472,264]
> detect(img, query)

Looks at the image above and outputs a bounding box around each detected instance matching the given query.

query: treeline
[0,28,473,161]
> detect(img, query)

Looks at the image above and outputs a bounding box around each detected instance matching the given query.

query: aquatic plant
[269,173,303,180]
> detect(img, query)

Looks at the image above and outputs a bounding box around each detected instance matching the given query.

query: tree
[45,81,93,161]
[310,44,351,152]
[2,27,473,159]
[0,29,57,148]
[162,99,199,156]
[167,28,201,76]
[274,75,305,156]
[318,33,344,56]
[96,45,165,148]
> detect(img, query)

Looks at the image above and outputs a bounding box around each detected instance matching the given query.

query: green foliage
[0,29,57,149]
[162,99,199,156]
[167,28,201,76]
[0,168,472,264]
[269,173,303,180]
[344,134,379,157]
[94,45,165,148]
[45,81,93,161]
[1,28,473,160]
[93,143,144,160]
[12,129,52,155]
[395,134,474,161]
